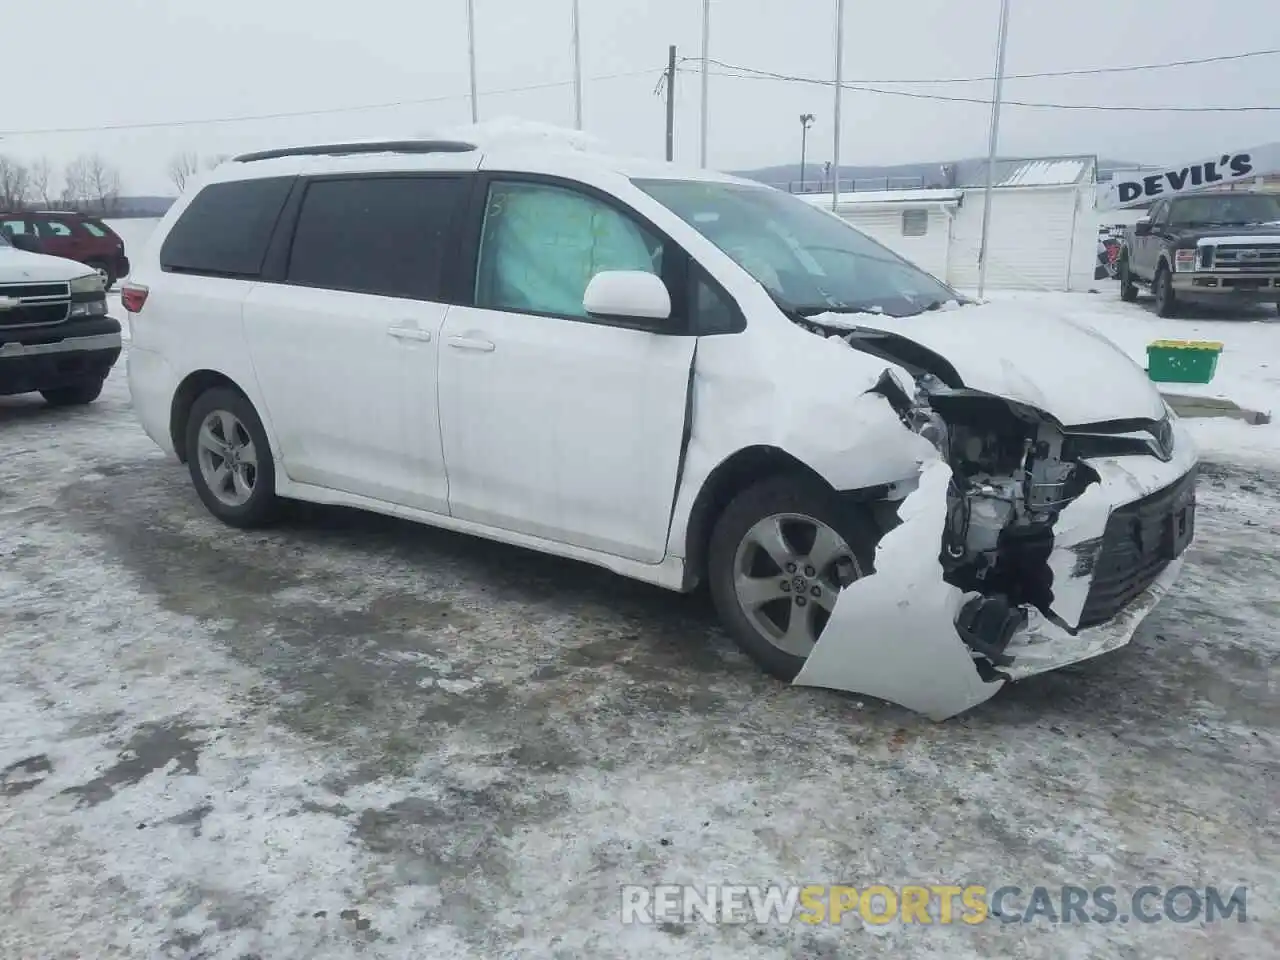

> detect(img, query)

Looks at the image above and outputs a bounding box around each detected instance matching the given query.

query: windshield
[634,179,957,318]
[1169,194,1280,226]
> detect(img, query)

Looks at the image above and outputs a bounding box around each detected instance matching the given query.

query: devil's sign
[1096,142,1280,210]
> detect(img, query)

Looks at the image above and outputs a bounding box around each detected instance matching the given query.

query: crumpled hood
[816,300,1167,426]
[0,245,89,283]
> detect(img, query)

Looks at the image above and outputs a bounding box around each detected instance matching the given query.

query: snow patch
[423,117,607,154]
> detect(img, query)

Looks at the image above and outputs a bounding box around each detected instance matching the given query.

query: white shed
[801,156,1100,293]
[805,188,962,281]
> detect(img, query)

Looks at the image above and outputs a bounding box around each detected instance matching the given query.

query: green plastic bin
[1146,339,1223,385]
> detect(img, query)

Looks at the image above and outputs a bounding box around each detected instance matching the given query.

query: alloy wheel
[731,512,862,657]
[196,409,258,507]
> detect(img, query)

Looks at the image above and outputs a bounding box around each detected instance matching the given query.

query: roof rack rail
[233,140,478,163]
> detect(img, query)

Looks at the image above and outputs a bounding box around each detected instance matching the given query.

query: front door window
[474,181,664,319]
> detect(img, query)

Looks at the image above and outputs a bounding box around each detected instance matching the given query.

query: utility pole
[699,0,711,167]
[665,45,677,162]
[977,0,1012,300]
[571,0,584,130]
[799,114,815,192]
[831,0,844,211]
[466,0,479,123]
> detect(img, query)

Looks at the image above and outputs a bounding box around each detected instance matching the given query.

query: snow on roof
[998,158,1092,187]
[422,117,606,154]
[798,188,963,206]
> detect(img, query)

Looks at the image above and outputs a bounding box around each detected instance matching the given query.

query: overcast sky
[4,0,1280,195]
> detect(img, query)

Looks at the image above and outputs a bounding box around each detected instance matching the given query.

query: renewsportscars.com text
[620,883,1248,926]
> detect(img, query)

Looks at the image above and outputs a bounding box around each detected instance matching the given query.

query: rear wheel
[1154,264,1178,317]
[708,475,878,681]
[1118,256,1138,302]
[185,387,279,528]
[41,380,104,406]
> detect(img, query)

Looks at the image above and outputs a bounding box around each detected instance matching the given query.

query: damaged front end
[792,318,1198,720]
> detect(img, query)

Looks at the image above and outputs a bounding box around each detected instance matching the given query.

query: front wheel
[1118,257,1138,302]
[707,475,878,681]
[185,386,279,528]
[1154,265,1178,317]
[41,380,104,406]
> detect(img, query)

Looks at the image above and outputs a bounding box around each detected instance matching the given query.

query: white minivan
[125,138,1198,719]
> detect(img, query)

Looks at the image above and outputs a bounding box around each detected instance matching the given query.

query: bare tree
[29,157,54,208]
[87,154,122,215]
[0,155,32,211]
[62,155,93,210]
[168,151,200,193]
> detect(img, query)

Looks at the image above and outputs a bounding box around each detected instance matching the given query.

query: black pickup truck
[1,231,121,406]
[1117,191,1280,317]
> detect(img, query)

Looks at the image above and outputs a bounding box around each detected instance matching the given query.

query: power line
[690,61,1280,113]
[0,69,660,137]
[685,47,1280,85]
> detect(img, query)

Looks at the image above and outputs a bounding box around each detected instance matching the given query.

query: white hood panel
[815,300,1168,426]
[0,246,91,284]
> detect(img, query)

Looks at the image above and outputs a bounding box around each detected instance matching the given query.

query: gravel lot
[1,346,1276,959]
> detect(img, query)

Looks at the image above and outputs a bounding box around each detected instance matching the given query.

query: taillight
[121,282,149,313]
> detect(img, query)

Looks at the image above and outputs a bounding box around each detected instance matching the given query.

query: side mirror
[8,233,43,253]
[1133,217,1153,237]
[583,270,671,322]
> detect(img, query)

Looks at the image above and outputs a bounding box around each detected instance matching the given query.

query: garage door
[948,188,1079,291]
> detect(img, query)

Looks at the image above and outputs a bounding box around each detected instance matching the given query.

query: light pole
[977,0,1012,299]
[699,0,711,167]
[466,0,479,123]
[570,0,584,130]
[831,0,844,210]
[799,114,816,192]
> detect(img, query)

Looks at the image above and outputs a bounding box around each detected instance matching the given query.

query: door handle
[447,336,496,353]
[388,325,432,342]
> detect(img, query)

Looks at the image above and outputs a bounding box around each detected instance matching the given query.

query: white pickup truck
[0,229,121,405]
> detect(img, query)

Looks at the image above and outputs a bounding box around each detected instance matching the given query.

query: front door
[243,174,469,514]
[438,178,696,563]
[1134,200,1167,278]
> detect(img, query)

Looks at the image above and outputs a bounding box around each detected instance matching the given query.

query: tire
[1118,257,1138,302]
[184,386,279,528]
[40,380,104,406]
[87,260,115,291]
[707,474,880,682]
[1153,264,1178,317]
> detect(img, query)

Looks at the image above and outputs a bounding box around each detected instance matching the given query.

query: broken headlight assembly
[874,370,1100,667]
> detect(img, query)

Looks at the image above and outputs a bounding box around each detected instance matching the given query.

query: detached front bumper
[793,420,1198,720]
[1172,271,1280,302]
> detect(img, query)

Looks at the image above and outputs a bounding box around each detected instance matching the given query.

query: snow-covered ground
[105,216,161,261]
[2,265,1277,956]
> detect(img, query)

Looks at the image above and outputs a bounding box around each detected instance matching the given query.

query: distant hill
[734,156,1145,189]
[113,196,175,218]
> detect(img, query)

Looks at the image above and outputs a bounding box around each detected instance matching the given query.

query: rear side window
[286,176,467,300]
[161,176,293,277]
[36,218,74,237]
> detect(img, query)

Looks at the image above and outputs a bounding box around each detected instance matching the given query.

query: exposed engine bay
[797,315,1187,681]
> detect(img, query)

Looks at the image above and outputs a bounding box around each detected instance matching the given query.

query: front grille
[1077,467,1197,628]
[1210,244,1280,271]
[0,282,67,299]
[0,281,71,328]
